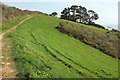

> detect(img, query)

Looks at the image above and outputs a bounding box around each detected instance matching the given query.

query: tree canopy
[60,5,99,25]
[49,12,58,17]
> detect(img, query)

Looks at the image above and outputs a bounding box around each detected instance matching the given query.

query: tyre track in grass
[0,16,33,79]
[51,48,109,78]
[31,33,109,78]
[31,33,90,77]
[44,46,87,77]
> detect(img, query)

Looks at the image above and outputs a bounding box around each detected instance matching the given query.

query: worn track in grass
[0,16,32,79]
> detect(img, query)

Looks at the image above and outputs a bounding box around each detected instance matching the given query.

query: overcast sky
[2,0,119,29]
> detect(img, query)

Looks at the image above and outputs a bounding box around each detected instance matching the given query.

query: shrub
[58,21,119,58]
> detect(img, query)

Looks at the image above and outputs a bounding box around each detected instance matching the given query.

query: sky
[2,0,119,29]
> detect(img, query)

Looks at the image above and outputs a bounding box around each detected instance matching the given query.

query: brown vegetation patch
[57,21,119,58]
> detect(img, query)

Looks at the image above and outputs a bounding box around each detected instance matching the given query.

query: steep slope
[1,3,45,32]
[6,15,118,78]
[58,21,119,58]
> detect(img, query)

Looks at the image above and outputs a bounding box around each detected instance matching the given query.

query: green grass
[6,15,118,78]
[1,15,29,32]
[58,21,119,58]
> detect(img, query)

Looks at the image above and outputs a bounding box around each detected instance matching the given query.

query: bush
[58,21,119,58]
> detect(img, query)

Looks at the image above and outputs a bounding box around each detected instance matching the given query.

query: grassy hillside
[1,15,29,32]
[1,3,44,25]
[58,21,119,58]
[6,15,118,78]
[1,3,46,32]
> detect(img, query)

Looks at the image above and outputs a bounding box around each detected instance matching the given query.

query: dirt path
[0,16,32,79]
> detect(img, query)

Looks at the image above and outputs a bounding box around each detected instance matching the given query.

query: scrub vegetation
[6,15,118,78]
[58,21,119,58]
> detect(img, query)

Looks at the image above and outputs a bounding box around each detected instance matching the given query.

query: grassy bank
[6,15,118,78]
[58,21,119,58]
[1,15,30,32]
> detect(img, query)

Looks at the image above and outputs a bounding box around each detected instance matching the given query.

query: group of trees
[49,12,58,17]
[49,5,105,29]
[60,5,99,25]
